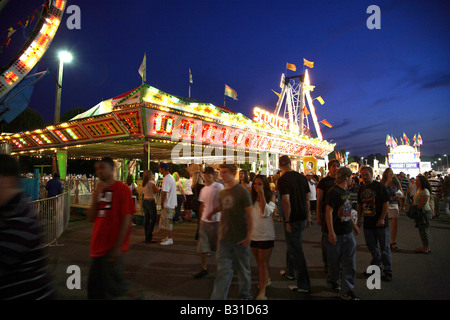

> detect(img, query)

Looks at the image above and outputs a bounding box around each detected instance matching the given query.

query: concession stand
[0,81,335,178]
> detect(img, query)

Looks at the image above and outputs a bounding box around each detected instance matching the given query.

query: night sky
[1,0,449,157]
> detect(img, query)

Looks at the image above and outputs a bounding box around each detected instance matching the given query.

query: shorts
[197,220,219,253]
[310,200,317,211]
[388,203,399,219]
[160,207,175,231]
[250,240,275,250]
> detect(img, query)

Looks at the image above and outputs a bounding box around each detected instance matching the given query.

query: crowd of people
[88,156,449,300]
[1,153,449,300]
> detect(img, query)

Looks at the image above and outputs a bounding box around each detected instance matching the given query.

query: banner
[320,119,332,128]
[138,53,147,83]
[303,58,314,68]
[286,62,297,71]
[224,84,238,100]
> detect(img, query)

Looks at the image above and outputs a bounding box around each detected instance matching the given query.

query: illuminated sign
[153,114,174,135]
[253,107,288,131]
[179,119,196,139]
[390,163,420,169]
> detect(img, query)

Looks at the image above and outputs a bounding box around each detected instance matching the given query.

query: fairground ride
[0,0,66,101]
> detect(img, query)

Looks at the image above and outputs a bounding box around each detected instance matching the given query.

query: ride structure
[0,0,66,100]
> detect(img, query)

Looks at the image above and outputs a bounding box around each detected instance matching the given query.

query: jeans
[87,253,129,299]
[418,209,432,247]
[173,194,184,222]
[143,199,157,242]
[210,240,252,300]
[363,227,392,274]
[284,220,311,290]
[326,233,356,293]
[321,231,328,269]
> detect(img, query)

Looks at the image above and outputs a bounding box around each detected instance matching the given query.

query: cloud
[370,96,398,107]
[329,118,352,130]
[420,73,450,89]
[329,122,385,141]
[404,71,450,90]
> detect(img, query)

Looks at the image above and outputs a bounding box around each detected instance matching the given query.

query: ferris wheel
[0,0,67,100]
[274,68,324,141]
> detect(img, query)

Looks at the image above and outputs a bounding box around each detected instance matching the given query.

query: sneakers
[382,272,392,282]
[288,285,311,294]
[327,280,341,293]
[160,238,173,246]
[341,291,360,300]
[280,269,295,280]
[194,269,208,279]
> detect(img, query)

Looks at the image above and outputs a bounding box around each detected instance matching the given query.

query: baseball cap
[159,163,169,170]
[203,166,215,175]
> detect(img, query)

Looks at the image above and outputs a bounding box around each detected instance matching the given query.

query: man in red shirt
[87,157,138,299]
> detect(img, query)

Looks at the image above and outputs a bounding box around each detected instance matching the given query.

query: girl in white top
[250,174,276,300]
[182,172,194,222]
[143,171,158,200]
[142,170,159,243]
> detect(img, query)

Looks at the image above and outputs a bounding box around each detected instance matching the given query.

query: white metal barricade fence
[31,191,71,247]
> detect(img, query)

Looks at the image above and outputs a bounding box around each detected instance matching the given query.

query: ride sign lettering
[253,107,288,132]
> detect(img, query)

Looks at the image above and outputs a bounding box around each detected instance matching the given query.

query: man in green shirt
[210,163,253,300]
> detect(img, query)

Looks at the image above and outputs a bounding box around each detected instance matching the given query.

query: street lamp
[438,158,442,171]
[54,50,72,124]
[444,154,448,171]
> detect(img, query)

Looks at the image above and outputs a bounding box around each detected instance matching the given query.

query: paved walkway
[48,203,450,301]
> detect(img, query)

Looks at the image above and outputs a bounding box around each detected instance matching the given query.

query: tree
[1,107,45,133]
[60,107,87,122]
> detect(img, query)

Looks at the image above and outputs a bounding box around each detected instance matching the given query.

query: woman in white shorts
[250,175,276,300]
[381,168,402,251]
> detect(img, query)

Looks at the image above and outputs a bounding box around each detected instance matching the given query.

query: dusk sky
[1,0,449,157]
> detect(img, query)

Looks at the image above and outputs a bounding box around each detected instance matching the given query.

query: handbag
[406,205,418,219]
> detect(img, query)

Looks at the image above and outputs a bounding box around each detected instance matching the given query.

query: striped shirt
[429,178,441,196]
[0,192,54,300]
[400,178,410,193]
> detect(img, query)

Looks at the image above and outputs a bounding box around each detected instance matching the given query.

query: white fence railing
[31,191,70,247]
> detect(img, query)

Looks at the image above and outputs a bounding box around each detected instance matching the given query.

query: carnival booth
[386,133,423,177]
[388,145,421,177]
[1,69,335,177]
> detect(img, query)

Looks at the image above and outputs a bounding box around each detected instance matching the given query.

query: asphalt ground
[46,201,450,304]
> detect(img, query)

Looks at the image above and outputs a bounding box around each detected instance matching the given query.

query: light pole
[438,158,442,171]
[54,51,72,124]
[445,154,448,171]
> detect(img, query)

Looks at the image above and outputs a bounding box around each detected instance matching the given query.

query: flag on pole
[320,119,332,128]
[224,84,238,100]
[418,133,423,145]
[316,96,325,105]
[138,53,146,83]
[303,105,310,116]
[189,68,193,84]
[386,134,390,146]
[271,89,281,98]
[303,58,314,68]
[403,132,408,145]
[286,62,297,72]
